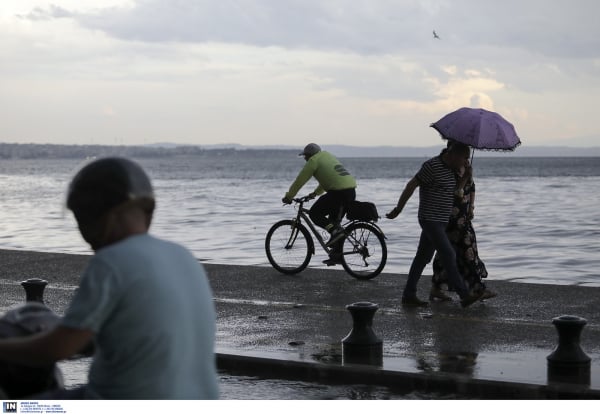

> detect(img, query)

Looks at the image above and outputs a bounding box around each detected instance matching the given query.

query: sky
[1,0,600,148]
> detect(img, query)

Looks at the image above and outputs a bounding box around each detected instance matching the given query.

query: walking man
[386,142,483,308]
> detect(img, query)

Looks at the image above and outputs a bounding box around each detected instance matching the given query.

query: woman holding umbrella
[426,107,520,301]
[430,155,496,301]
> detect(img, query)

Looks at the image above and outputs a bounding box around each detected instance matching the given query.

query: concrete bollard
[20,279,48,303]
[547,315,591,385]
[342,302,383,366]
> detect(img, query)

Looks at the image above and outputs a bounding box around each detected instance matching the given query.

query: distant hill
[187,143,600,157]
[319,144,600,157]
[1,142,599,159]
[168,143,600,157]
[0,142,206,159]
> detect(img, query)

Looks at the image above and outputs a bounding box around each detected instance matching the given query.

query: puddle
[50,347,600,398]
[217,372,460,400]
[57,359,455,399]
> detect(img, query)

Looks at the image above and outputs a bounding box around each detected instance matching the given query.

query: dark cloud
[21,0,436,54]
[446,1,600,60]
[21,0,600,60]
[18,4,73,21]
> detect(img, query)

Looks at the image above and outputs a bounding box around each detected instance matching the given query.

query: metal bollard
[342,302,383,366]
[2,279,62,398]
[547,315,591,385]
[20,279,48,303]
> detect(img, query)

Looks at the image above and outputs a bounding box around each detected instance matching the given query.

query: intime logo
[2,402,17,413]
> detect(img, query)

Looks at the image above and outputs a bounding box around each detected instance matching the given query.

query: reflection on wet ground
[43,341,600,398]
[55,358,461,400]
[217,372,462,400]
[56,335,600,398]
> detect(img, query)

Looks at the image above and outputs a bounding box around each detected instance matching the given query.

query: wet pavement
[1,249,600,399]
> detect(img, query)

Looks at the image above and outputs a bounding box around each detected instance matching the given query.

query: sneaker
[322,255,342,266]
[429,287,452,301]
[323,257,342,266]
[460,291,484,308]
[325,226,345,247]
[480,289,497,300]
[401,296,429,307]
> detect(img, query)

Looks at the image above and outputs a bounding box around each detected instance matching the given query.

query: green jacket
[285,151,356,199]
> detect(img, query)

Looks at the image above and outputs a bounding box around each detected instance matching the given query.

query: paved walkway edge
[216,352,600,399]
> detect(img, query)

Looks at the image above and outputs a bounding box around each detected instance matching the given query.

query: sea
[1,153,599,287]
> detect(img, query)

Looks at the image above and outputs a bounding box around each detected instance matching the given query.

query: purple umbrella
[430,107,521,151]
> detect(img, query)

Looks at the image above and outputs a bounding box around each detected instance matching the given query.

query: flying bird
[433,30,440,39]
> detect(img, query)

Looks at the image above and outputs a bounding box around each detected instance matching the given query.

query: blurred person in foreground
[0,157,219,399]
[282,143,357,266]
[386,142,483,308]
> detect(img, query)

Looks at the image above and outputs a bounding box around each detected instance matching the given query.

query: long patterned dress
[432,176,488,294]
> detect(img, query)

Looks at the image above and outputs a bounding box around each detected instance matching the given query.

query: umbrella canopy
[431,107,521,151]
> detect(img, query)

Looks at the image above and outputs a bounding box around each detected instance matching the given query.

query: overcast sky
[2,0,600,148]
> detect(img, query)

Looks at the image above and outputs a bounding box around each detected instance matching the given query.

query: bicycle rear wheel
[340,222,387,280]
[265,220,313,274]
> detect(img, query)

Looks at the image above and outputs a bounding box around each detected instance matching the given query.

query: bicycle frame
[287,196,386,256]
[290,199,330,253]
[267,195,388,278]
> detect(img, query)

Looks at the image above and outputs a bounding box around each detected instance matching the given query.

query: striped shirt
[416,155,457,222]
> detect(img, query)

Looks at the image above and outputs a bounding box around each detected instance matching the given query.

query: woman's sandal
[479,289,498,300]
[429,287,452,301]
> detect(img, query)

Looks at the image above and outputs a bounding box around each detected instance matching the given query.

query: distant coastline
[1,142,599,159]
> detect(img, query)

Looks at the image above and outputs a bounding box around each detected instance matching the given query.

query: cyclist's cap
[299,143,321,157]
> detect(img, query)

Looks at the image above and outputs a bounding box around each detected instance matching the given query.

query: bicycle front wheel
[265,220,313,274]
[340,222,387,280]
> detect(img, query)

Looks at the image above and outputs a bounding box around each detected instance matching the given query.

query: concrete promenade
[1,248,600,399]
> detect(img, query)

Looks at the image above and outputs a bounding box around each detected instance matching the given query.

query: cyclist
[282,143,356,265]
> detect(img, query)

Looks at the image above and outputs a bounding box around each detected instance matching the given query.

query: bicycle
[265,195,387,280]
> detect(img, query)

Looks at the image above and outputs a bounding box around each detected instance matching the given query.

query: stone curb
[216,352,600,400]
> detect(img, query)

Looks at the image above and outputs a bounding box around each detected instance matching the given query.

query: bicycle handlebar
[282,194,314,206]
[293,195,314,203]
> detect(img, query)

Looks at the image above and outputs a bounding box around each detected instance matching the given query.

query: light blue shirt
[62,234,219,399]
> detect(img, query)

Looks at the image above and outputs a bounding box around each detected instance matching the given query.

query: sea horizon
[1,141,600,159]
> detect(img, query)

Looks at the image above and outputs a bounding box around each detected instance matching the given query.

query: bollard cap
[552,315,587,326]
[346,302,378,311]
[21,278,48,286]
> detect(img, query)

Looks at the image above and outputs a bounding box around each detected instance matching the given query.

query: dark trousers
[309,188,356,231]
[403,219,469,299]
